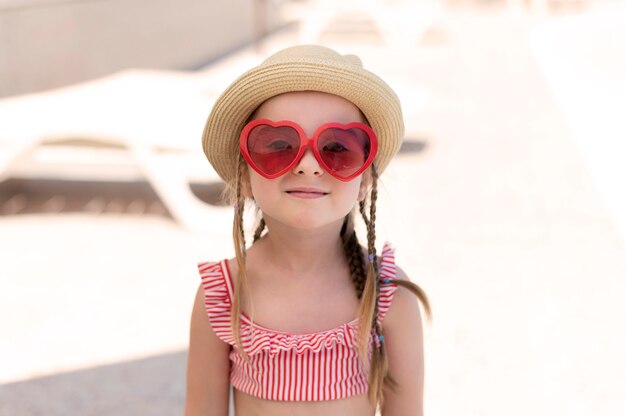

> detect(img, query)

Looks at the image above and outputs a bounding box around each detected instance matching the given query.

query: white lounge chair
[0,69,231,231]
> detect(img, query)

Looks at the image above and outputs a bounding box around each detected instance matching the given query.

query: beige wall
[0,0,278,97]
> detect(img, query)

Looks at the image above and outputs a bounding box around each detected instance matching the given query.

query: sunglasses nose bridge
[304,137,315,151]
[298,137,317,161]
[292,137,324,176]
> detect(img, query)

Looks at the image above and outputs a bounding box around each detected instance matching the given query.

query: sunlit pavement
[1,2,626,415]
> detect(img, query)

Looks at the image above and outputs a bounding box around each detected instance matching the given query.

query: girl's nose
[292,148,324,177]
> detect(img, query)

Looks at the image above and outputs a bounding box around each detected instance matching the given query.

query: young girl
[185,45,431,416]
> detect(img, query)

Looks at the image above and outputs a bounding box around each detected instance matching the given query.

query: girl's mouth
[286,191,327,199]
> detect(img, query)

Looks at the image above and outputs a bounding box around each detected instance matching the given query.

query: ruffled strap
[197,260,236,346]
[372,242,400,347]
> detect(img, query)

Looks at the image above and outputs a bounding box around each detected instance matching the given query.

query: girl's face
[242,91,371,231]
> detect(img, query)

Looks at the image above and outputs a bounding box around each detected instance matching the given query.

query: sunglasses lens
[247,125,301,176]
[317,127,371,178]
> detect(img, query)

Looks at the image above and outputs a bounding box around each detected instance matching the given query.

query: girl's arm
[381,267,426,416]
[185,283,231,416]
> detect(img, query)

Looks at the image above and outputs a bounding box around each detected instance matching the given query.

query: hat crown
[262,45,363,69]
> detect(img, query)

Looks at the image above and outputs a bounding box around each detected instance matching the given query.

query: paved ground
[1,2,626,415]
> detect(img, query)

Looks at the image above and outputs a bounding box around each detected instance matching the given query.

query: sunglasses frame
[239,119,378,182]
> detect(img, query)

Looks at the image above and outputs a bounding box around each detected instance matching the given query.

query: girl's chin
[264,214,347,233]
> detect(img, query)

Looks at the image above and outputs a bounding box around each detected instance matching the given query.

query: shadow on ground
[0,350,187,416]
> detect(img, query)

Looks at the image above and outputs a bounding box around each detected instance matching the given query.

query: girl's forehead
[253,91,365,127]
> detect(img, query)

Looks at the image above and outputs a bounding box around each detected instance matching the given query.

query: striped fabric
[197,242,399,401]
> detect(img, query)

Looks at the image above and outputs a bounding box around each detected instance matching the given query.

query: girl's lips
[286,191,327,199]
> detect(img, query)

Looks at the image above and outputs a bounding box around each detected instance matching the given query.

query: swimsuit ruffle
[240,317,360,356]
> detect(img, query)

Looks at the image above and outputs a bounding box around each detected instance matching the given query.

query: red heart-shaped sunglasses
[239,119,378,182]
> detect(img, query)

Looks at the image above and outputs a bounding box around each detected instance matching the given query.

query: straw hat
[201,45,404,184]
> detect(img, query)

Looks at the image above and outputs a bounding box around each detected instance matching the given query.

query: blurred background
[1,0,625,414]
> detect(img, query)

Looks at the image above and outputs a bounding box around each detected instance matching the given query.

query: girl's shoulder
[380,261,425,333]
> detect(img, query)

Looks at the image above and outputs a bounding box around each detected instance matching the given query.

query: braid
[231,156,252,363]
[359,196,380,326]
[355,167,378,368]
[367,166,381,332]
[253,217,266,242]
[355,164,398,410]
[234,156,246,254]
[340,213,367,299]
[359,165,381,331]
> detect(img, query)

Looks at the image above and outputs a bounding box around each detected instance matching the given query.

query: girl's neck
[256,220,345,277]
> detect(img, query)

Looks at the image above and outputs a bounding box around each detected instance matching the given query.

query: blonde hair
[224,155,432,411]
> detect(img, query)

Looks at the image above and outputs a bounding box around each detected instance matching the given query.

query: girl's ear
[358,169,373,202]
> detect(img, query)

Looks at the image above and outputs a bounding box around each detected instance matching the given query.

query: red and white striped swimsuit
[197,242,399,401]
